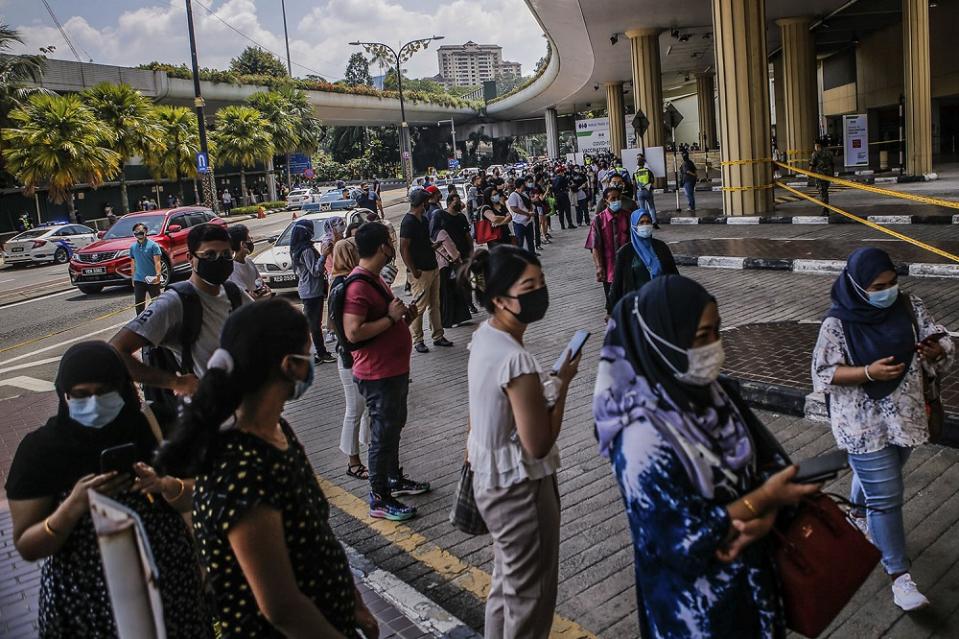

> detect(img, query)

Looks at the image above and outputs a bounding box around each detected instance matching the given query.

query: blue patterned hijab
[630,209,661,279]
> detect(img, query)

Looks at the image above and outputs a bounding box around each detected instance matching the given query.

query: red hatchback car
[69,207,225,294]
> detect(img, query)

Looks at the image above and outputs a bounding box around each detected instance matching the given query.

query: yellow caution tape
[774,180,959,264]
[774,161,959,211]
[720,157,772,167]
[721,183,774,192]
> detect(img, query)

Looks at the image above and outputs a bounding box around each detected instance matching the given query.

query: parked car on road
[286,187,318,210]
[68,207,225,295]
[2,224,98,266]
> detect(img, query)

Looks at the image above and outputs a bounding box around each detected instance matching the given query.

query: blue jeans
[848,445,912,574]
[683,181,696,210]
[637,189,657,223]
[355,374,409,497]
[514,221,535,253]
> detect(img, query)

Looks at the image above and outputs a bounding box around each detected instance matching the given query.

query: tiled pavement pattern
[5,225,959,636]
[668,237,959,264]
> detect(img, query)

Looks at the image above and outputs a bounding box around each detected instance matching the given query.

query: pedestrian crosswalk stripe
[317,476,599,639]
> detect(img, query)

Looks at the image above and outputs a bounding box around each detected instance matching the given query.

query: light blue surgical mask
[491,194,501,203]
[67,391,125,428]
[868,285,899,309]
[289,355,315,400]
[634,224,653,239]
[609,200,622,212]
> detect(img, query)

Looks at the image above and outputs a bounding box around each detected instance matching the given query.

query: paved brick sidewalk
[669,237,959,264]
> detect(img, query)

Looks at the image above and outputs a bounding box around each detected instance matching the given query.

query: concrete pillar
[712,0,774,215]
[696,73,717,149]
[605,82,626,156]
[776,17,818,169]
[772,54,786,151]
[903,0,932,176]
[626,28,664,151]
[545,107,560,159]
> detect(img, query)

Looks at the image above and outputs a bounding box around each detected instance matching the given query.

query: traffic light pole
[184,0,217,212]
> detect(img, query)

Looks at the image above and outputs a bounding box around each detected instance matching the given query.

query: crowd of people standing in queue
[5,150,955,638]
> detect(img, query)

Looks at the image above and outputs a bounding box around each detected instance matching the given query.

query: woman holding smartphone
[812,247,954,611]
[459,245,579,639]
[6,341,208,637]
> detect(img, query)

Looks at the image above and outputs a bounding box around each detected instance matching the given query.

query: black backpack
[327,272,393,353]
[141,280,243,431]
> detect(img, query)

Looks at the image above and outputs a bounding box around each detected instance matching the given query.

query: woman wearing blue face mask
[812,247,954,611]
[595,276,819,638]
[155,298,377,639]
[608,210,679,312]
[6,341,210,637]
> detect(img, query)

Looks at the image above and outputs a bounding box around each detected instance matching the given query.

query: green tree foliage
[229,46,288,78]
[382,68,445,93]
[0,24,50,185]
[344,53,373,87]
[212,105,275,202]
[83,83,166,213]
[495,73,525,96]
[2,93,120,221]
[144,105,205,203]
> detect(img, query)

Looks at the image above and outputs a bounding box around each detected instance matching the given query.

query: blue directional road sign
[447,158,460,169]
[196,151,209,174]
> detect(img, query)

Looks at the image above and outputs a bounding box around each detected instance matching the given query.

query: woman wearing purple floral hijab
[593,275,818,638]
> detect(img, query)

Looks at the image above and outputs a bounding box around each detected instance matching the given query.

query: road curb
[658,213,958,225]
[673,254,959,278]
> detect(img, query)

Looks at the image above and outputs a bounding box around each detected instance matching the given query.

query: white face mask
[634,224,653,239]
[636,309,725,386]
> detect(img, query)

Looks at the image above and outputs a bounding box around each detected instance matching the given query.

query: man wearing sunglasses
[111,224,249,402]
[130,222,163,315]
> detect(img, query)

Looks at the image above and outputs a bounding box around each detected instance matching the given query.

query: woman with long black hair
[155,299,377,639]
[6,342,209,638]
[432,193,473,328]
[291,218,336,364]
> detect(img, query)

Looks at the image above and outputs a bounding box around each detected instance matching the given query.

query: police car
[2,223,98,266]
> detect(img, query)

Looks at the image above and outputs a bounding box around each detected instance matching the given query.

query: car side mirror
[267,235,279,244]
[97,230,106,239]
[166,224,182,234]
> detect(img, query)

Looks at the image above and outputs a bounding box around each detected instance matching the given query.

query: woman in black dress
[432,193,474,328]
[5,341,209,638]
[608,210,679,312]
[156,298,378,639]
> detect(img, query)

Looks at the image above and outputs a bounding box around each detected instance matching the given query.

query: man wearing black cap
[400,190,453,353]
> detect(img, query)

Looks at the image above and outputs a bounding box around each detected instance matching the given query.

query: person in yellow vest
[633,156,659,228]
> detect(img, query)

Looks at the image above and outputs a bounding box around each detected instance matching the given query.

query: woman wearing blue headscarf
[595,275,818,638]
[291,218,336,364]
[608,209,678,312]
[812,247,954,611]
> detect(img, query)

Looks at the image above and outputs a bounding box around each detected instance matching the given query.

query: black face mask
[194,255,234,286]
[505,286,549,324]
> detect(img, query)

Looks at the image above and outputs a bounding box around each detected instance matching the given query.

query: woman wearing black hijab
[812,247,954,611]
[593,276,817,638]
[5,341,210,637]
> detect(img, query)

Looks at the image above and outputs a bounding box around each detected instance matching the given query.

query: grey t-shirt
[228,259,260,294]
[126,285,249,377]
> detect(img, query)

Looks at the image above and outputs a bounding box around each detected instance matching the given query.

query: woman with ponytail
[458,245,580,639]
[155,298,378,639]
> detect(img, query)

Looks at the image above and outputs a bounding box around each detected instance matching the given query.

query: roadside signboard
[288,153,312,175]
[575,116,641,153]
[843,114,869,166]
[447,158,460,169]
[196,151,209,174]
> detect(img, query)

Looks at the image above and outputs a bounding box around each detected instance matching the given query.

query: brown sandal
[347,463,369,480]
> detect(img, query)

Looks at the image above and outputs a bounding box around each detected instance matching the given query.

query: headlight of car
[116,249,130,258]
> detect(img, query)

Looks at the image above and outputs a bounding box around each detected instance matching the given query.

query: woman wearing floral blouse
[812,247,954,612]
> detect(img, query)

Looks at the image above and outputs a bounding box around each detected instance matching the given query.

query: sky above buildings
[3,0,546,80]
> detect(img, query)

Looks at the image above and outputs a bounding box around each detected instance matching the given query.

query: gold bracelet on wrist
[43,517,60,538]
[166,477,186,502]
[742,497,760,517]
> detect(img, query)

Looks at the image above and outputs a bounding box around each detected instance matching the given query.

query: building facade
[436,41,522,88]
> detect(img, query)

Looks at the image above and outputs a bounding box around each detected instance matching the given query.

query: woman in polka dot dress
[156,298,378,639]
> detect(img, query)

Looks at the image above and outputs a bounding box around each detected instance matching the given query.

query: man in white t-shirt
[507,180,536,254]
[228,224,271,298]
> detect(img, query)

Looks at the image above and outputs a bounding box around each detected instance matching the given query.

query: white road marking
[0,355,63,376]
[1,321,126,365]
[0,288,73,310]
[0,376,55,392]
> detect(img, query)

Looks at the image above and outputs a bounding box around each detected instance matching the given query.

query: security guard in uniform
[633,155,658,227]
[809,140,835,215]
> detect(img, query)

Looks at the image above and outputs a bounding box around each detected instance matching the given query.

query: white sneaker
[892,573,930,611]
[324,330,337,343]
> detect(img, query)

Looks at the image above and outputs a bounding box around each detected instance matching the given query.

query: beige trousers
[473,475,560,639]
[409,267,444,344]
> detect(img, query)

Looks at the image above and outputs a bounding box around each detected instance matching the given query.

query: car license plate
[11,246,23,252]
[83,267,107,275]
[320,202,332,211]
[273,274,296,283]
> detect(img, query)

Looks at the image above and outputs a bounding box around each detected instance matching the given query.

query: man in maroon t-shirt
[343,223,431,521]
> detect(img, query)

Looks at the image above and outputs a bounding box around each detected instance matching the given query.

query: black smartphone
[793,450,849,484]
[552,330,591,375]
[919,332,949,346]
[100,443,138,475]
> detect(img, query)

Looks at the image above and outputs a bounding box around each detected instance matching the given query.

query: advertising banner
[575,116,639,153]
[843,114,869,167]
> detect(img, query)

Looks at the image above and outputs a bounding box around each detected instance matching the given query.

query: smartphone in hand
[793,450,848,484]
[100,443,138,475]
[552,330,591,375]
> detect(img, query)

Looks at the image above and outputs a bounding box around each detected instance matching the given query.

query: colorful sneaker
[369,493,416,521]
[892,573,930,611]
[389,470,431,496]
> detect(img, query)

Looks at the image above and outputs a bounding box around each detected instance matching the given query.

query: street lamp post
[184,0,216,212]
[349,36,444,186]
[438,119,457,169]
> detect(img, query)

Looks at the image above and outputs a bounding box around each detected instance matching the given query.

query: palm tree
[144,105,207,204]
[2,93,120,221]
[212,105,274,204]
[84,82,166,213]
[267,86,324,186]
[0,23,49,183]
[247,90,298,198]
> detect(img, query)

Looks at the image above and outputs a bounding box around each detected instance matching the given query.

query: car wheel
[53,246,69,264]
[77,284,103,295]
[159,256,172,287]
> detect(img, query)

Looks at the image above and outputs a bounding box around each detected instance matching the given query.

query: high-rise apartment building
[436,41,522,87]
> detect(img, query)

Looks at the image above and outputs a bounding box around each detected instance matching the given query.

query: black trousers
[133,280,161,316]
[302,296,332,357]
[555,196,573,228]
[816,179,829,211]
